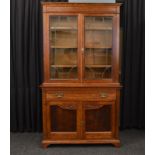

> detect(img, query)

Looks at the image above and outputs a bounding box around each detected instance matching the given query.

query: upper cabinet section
[42,3,121,84]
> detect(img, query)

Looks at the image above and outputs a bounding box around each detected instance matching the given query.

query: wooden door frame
[82,101,116,139]
[80,13,120,83]
[46,101,82,140]
[43,13,82,83]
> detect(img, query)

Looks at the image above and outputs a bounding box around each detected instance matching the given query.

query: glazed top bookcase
[42,3,120,85]
[41,3,121,148]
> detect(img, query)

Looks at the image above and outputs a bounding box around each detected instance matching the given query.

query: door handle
[55,92,64,98]
[100,92,107,98]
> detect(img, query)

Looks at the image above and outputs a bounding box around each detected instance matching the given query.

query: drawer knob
[55,92,64,98]
[100,92,107,98]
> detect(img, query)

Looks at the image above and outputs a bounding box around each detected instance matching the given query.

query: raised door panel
[46,102,82,140]
[83,101,115,139]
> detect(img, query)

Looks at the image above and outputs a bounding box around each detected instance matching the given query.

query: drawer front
[45,88,116,101]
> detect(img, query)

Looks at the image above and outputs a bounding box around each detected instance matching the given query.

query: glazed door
[44,14,119,83]
[83,15,118,82]
[46,102,82,140]
[47,15,80,82]
[83,101,115,139]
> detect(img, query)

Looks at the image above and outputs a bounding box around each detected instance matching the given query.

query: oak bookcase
[41,2,121,148]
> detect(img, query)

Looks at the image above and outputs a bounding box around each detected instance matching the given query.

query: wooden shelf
[51,46,77,49]
[85,46,112,49]
[51,65,77,68]
[86,27,112,30]
[50,27,112,31]
[85,65,112,68]
[50,65,111,68]
[50,27,77,30]
[51,46,111,49]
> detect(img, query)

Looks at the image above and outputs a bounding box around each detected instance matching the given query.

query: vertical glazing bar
[78,14,84,82]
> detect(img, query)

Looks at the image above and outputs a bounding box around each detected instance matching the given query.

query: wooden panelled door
[46,101,82,140]
[83,101,115,139]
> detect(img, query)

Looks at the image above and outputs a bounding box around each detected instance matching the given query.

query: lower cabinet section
[42,88,120,148]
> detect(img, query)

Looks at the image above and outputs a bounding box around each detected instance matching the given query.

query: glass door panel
[49,16,78,79]
[84,16,113,80]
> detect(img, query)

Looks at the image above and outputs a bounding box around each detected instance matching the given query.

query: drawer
[45,88,116,101]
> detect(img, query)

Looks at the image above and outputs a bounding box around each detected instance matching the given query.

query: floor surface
[10,130,145,155]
